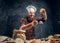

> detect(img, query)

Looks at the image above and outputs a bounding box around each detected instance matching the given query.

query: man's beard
[29,15,35,21]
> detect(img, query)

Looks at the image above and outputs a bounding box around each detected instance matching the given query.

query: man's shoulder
[21,16,29,21]
[22,16,29,19]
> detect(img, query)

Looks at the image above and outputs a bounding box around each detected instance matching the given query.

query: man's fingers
[32,20,38,26]
[40,8,46,13]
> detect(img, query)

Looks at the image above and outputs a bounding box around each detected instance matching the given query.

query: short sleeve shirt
[21,16,45,40]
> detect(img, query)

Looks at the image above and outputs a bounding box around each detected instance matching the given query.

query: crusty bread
[31,39,41,43]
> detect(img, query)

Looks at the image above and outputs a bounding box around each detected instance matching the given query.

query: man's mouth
[29,15,33,17]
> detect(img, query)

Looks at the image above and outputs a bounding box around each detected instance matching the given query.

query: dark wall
[51,0,60,34]
[0,0,59,38]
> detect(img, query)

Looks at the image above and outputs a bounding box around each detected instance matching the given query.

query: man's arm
[20,18,33,30]
[20,20,38,30]
[20,23,33,30]
[40,8,47,21]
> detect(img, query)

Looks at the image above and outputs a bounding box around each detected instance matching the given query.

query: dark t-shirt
[21,16,45,40]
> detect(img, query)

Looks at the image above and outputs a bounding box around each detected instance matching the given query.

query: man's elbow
[43,16,47,21]
[45,16,47,20]
[20,25,26,30]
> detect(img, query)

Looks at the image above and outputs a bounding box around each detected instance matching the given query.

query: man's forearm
[42,11,47,20]
[20,23,33,30]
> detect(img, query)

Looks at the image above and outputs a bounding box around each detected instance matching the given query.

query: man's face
[28,12,35,18]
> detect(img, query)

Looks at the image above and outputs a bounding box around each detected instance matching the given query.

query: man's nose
[30,12,33,14]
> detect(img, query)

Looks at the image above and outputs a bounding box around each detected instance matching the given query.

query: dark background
[0,0,60,39]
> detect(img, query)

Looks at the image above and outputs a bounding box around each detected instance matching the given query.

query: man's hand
[32,20,38,27]
[40,8,46,14]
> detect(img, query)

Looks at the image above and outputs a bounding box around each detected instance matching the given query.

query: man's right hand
[32,20,38,27]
